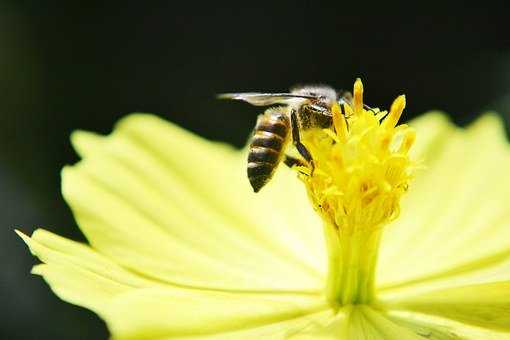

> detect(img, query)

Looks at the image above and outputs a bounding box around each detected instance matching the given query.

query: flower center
[296,79,416,307]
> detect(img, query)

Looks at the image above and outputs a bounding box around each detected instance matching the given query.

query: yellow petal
[106,305,425,340]
[104,288,328,339]
[383,310,510,339]
[16,229,153,313]
[377,113,510,292]
[383,281,510,332]
[64,114,325,292]
[285,305,425,340]
[328,305,422,340]
[189,310,335,340]
[17,229,330,339]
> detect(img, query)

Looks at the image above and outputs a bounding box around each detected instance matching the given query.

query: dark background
[2,2,510,339]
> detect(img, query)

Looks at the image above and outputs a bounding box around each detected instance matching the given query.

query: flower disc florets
[300,79,416,233]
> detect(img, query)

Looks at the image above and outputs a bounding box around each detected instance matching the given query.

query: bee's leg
[283,155,306,168]
[290,108,314,170]
[284,155,310,176]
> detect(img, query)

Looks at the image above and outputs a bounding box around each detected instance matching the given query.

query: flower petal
[283,306,425,340]
[184,310,336,340]
[383,281,510,332]
[385,309,510,339]
[353,306,423,340]
[16,229,154,313]
[17,229,329,339]
[104,288,328,339]
[105,305,424,340]
[64,114,325,292]
[378,113,510,290]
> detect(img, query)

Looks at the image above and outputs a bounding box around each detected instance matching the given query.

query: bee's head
[290,85,339,116]
[290,85,338,111]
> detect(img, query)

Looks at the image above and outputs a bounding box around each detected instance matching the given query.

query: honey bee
[219,85,352,192]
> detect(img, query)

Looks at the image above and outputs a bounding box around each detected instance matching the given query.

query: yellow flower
[18,79,510,339]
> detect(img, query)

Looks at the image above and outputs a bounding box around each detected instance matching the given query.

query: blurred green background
[2,2,509,339]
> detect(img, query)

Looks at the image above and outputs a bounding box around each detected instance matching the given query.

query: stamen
[399,129,416,154]
[382,95,406,130]
[353,78,364,114]
[332,103,348,142]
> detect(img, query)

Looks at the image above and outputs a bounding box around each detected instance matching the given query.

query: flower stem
[324,222,382,307]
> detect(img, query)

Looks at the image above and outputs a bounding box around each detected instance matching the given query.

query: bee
[219,85,353,193]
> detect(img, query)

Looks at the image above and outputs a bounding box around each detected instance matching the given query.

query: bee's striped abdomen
[247,109,290,192]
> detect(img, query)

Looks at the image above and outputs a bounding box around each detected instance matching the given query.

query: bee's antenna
[363,103,374,111]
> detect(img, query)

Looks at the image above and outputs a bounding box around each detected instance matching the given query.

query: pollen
[299,78,416,233]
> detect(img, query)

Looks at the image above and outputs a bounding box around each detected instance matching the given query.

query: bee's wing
[217,93,315,106]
